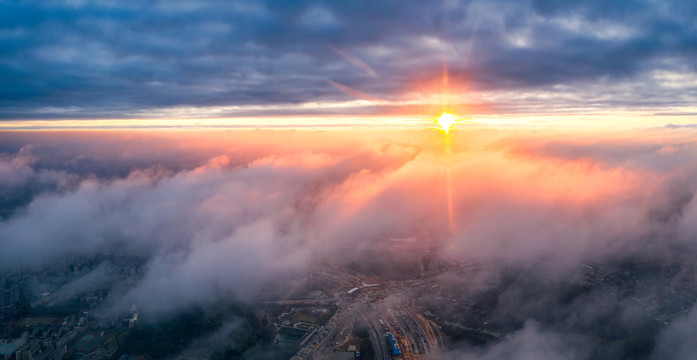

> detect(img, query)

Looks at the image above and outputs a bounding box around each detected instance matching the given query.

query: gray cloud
[652,306,697,360]
[1,0,696,119]
[0,130,422,315]
[440,320,590,360]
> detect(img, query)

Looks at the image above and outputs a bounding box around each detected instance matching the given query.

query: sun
[435,112,458,133]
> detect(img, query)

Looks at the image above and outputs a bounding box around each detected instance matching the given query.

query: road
[289,262,448,360]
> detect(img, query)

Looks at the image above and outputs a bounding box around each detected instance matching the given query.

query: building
[19,276,38,301]
[347,344,360,357]
[48,345,67,360]
[0,285,19,308]
[0,343,21,360]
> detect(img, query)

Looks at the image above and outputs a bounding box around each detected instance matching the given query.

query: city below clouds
[3,128,697,358]
[3,1,697,359]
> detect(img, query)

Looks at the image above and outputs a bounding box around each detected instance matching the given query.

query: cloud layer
[3,128,697,358]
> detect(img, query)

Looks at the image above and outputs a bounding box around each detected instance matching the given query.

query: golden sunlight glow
[433,111,458,233]
[436,112,458,133]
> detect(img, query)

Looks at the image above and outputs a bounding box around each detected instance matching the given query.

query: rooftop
[0,343,21,356]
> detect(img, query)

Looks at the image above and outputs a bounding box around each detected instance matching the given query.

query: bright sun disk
[436,112,457,133]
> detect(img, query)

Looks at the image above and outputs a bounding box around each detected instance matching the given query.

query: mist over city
[2,128,697,359]
[2,0,697,359]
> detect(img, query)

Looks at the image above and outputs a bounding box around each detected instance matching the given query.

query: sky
[1,0,697,128]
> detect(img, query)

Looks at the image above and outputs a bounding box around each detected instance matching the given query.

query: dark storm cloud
[0,0,695,119]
